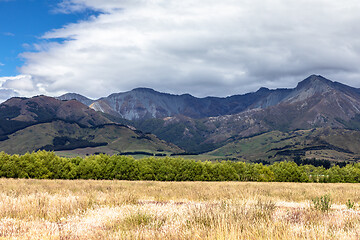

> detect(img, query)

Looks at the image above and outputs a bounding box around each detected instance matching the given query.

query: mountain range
[1,74,360,162]
[59,75,360,123]
[58,75,360,153]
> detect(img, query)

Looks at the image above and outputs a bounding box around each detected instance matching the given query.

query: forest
[0,151,359,182]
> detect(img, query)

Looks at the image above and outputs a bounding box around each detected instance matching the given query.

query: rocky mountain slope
[57,93,95,106]
[202,75,360,139]
[58,75,360,154]
[58,87,291,120]
[59,75,360,122]
[58,75,360,131]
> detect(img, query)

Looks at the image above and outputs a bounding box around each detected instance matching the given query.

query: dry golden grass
[0,179,359,239]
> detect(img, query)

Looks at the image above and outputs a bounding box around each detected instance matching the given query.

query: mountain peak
[57,93,94,105]
[256,87,270,93]
[131,87,157,93]
[59,92,87,98]
[296,75,333,89]
[284,75,342,103]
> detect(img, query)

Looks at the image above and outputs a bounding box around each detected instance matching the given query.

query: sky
[1,0,360,102]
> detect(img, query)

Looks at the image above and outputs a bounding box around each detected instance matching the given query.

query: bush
[345,199,355,209]
[311,194,332,212]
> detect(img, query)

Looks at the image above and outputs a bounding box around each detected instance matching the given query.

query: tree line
[0,151,359,182]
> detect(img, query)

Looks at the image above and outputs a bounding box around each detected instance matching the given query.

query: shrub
[345,199,355,209]
[311,194,332,212]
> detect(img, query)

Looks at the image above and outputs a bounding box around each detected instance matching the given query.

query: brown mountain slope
[0,95,111,137]
[0,96,183,155]
[2,95,110,126]
[0,120,183,155]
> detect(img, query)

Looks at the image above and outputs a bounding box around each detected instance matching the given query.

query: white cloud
[52,0,91,14]
[0,89,18,103]
[0,75,44,98]
[16,0,360,98]
[0,76,20,103]
[2,32,15,37]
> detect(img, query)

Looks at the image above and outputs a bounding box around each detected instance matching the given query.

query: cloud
[0,62,4,66]
[0,89,18,103]
[17,0,360,98]
[52,0,92,14]
[0,75,44,98]
[2,32,15,36]
[0,77,20,103]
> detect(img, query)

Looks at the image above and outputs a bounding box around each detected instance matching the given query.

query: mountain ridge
[58,75,360,121]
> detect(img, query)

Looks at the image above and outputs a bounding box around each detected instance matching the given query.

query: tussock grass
[0,179,359,239]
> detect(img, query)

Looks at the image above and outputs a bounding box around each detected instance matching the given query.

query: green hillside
[207,128,360,162]
[0,120,183,156]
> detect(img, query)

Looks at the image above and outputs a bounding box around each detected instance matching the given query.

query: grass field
[0,179,359,239]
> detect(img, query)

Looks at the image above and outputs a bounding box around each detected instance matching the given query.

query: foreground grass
[0,179,359,239]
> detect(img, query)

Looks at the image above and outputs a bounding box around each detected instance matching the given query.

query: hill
[0,96,183,155]
[0,95,110,137]
[207,128,360,162]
